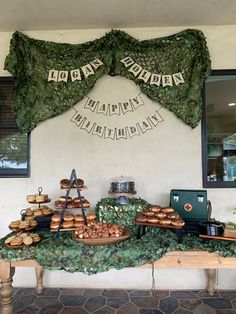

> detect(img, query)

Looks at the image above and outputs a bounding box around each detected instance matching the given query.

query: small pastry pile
[60,178,84,189]
[9,219,37,231]
[55,196,90,210]
[74,222,125,239]
[50,213,96,230]
[27,194,49,202]
[4,232,41,247]
[23,206,53,219]
[135,205,185,227]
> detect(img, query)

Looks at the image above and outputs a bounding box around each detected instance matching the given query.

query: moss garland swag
[4,29,211,133]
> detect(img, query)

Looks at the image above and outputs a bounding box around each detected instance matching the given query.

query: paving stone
[13,294,36,312]
[193,303,216,314]
[131,296,159,309]
[60,288,85,295]
[197,290,219,298]
[34,296,58,308]
[130,290,151,296]
[83,289,103,297]
[16,304,40,314]
[93,306,116,314]
[60,307,89,314]
[39,300,63,314]
[107,296,129,309]
[60,295,87,306]
[117,301,139,314]
[159,297,179,314]
[219,291,236,301]
[171,291,198,300]
[139,310,163,314]
[180,299,201,311]
[152,290,169,299]
[173,309,192,314]
[102,289,129,298]
[84,295,106,312]
[40,288,60,297]
[202,298,232,310]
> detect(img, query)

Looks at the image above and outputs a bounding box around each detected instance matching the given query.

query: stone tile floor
[8,288,236,313]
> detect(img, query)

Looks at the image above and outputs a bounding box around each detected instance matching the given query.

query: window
[202,70,236,188]
[0,77,30,177]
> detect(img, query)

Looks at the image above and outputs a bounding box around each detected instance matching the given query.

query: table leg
[0,261,15,314]
[35,265,44,294]
[206,269,216,296]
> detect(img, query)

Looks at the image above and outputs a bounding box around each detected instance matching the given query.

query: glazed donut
[67,201,77,209]
[86,213,96,220]
[171,219,185,227]
[147,217,159,224]
[74,214,85,222]
[156,212,167,219]
[135,215,147,223]
[62,221,74,229]
[74,196,85,203]
[72,179,84,188]
[143,210,155,217]
[54,201,65,210]
[167,212,180,220]
[60,179,70,189]
[75,221,85,228]
[149,205,161,213]
[161,207,175,214]
[51,215,61,223]
[59,196,72,203]
[63,214,74,222]
[50,223,60,230]
[159,219,172,225]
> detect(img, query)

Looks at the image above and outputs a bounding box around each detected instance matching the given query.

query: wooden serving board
[134,221,184,229]
[199,234,236,241]
[50,228,76,232]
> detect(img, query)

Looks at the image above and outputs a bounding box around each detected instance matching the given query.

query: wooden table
[1,250,236,314]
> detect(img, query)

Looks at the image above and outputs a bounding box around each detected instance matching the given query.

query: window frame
[0,77,30,178]
[202,69,236,188]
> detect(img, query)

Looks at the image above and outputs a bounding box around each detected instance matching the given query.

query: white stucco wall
[1,25,236,289]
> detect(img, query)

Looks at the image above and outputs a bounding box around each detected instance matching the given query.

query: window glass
[202,70,236,187]
[0,78,29,177]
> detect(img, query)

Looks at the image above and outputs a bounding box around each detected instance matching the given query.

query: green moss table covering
[95,197,149,233]
[1,228,236,275]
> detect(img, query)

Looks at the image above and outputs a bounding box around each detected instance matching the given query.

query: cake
[109,176,136,194]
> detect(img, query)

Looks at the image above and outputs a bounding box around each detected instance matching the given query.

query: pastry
[51,215,61,223]
[55,201,64,209]
[156,212,167,219]
[35,194,45,202]
[27,195,36,202]
[34,209,43,217]
[4,235,16,245]
[143,210,155,217]
[62,221,74,229]
[41,207,53,215]
[29,220,37,227]
[10,236,23,246]
[135,215,146,223]
[74,221,85,228]
[75,214,85,222]
[147,217,159,224]
[159,219,172,225]
[171,219,185,227]
[149,205,161,213]
[86,213,96,221]
[63,214,74,222]
[72,179,84,188]
[67,201,77,209]
[59,196,72,203]
[161,207,175,213]
[167,212,180,220]
[60,179,70,189]
[23,236,33,246]
[50,223,60,230]
[25,208,34,216]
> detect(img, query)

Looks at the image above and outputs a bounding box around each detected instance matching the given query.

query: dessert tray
[72,228,131,246]
[4,233,41,249]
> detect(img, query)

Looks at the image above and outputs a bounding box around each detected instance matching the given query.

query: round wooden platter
[9,225,37,232]
[5,239,41,249]
[28,198,51,204]
[72,228,131,246]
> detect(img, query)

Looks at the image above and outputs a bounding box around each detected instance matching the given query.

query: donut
[161,207,175,213]
[50,223,60,230]
[86,213,96,220]
[149,205,161,213]
[167,212,180,220]
[62,221,74,229]
[171,219,185,227]
[59,196,72,203]
[143,210,155,217]
[159,219,172,225]
[60,179,70,189]
[63,214,74,222]
[74,214,85,222]
[79,202,90,209]
[135,215,147,223]
[72,179,84,188]
[67,201,77,209]
[156,212,167,219]
[55,201,64,209]
[74,196,85,203]
[147,217,159,224]
[51,215,61,223]
[75,221,85,228]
